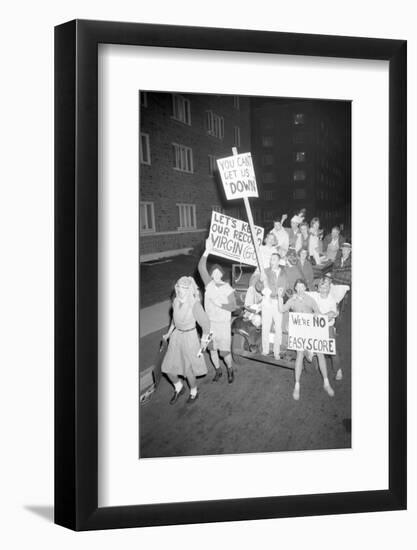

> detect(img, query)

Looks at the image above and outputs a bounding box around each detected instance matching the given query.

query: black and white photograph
[139,91,352,459]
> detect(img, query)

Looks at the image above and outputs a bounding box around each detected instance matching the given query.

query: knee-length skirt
[161,328,208,377]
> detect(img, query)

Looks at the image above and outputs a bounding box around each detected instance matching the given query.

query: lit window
[293,170,306,181]
[172,143,193,173]
[233,96,240,109]
[177,204,196,230]
[262,136,273,147]
[172,94,191,125]
[293,113,305,125]
[234,126,241,147]
[295,151,306,162]
[140,133,151,165]
[206,111,224,139]
[140,92,148,107]
[208,155,217,175]
[262,154,273,166]
[140,202,155,233]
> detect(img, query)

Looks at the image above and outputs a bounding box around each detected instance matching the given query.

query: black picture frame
[55,19,407,531]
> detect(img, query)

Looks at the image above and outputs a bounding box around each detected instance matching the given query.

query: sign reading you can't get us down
[216,152,258,200]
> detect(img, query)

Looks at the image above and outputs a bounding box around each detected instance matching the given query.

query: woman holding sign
[278,279,335,401]
[198,239,237,383]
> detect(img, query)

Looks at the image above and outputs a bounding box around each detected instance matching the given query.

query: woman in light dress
[161,276,211,404]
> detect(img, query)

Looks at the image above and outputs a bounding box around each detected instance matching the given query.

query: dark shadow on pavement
[24,505,54,523]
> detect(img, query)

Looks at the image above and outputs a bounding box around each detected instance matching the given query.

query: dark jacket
[332,253,351,285]
[254,267,288,298]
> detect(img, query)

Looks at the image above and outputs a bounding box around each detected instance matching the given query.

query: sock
[190,387,197,397]
[174,381,183,393]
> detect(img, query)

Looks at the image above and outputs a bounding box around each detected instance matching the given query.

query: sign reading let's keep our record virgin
[216,152,258,200]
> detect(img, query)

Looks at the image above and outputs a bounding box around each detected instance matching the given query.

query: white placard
[288,312,336,355]
[217,152,258,200]
[208,211,264,267]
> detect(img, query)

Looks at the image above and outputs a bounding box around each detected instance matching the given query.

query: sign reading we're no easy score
[216,152,258,200]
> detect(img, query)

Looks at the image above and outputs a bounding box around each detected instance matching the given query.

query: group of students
[160,212,351,404]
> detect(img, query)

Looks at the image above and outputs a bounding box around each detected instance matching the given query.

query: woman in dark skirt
[161,276,211,404]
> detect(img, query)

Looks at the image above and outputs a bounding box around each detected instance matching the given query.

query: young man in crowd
[253,253,288,360]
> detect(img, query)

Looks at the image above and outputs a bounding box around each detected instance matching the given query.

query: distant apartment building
[251,99,351,234]
[139,92,251,262]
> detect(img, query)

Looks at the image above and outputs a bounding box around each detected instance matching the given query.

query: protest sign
[208,211,264,267]
[216,152,258,200]
[288,312,336,355]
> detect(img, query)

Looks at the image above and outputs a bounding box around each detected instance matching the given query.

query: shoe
[186,392,199,404]
[335,369,343,381]
[324,383,335,397]
[227,368,234,384]
[169,385,185,405]
[212,369,222,382]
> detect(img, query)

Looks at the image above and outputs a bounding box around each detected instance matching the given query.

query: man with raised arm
[198,238,237,383]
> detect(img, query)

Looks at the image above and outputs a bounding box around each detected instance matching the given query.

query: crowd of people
[161,211,352,404]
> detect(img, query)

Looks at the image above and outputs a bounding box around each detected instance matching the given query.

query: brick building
[251,99,351,235]
[139,92,251,262]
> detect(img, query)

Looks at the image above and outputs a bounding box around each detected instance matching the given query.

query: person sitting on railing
[331,242,352,286]
[322,226,345,262]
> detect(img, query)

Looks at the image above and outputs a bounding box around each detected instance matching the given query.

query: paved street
[139,296,351,458]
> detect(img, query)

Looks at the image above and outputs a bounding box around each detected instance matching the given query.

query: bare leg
[167,373,185,404]
[293,351,304,400]
[184,365,199,403]
[210,350,222,381]
[317,354,335,397]
[221,351,234,383]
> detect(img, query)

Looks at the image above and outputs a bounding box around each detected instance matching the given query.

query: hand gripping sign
[216,152,258,200]
[288,312,336,355]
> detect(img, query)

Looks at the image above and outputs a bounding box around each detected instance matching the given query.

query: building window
[172,143,193,173]
[293,113,305,125]
[140,92,148,107]
[233,96,240,110]
[208,155,217,175]
[177,203,196,230]
[140,133,151,165]
[293,188,306,200]
[264,190,274,200]
[172,94,191,125]
[295,151,306,162]
[262,154,273,166]
[293,170,306,181]
[234,126,241,147]
[206,111,224,139]
[262,136,273,147]
[261,117,274,130]
[293,133,305,144]
[140,202,155,233]
[262,172,274,184]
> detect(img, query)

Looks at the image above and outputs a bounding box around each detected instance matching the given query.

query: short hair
[331,225,340,232]
[270,252,280,261]
[294,278,307,290]
[310,217,320,227]
[297,247,308,257]
[265,232,277,245]
[209,263,225,277]
[300,222,309,230]
[318,276,330,288]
